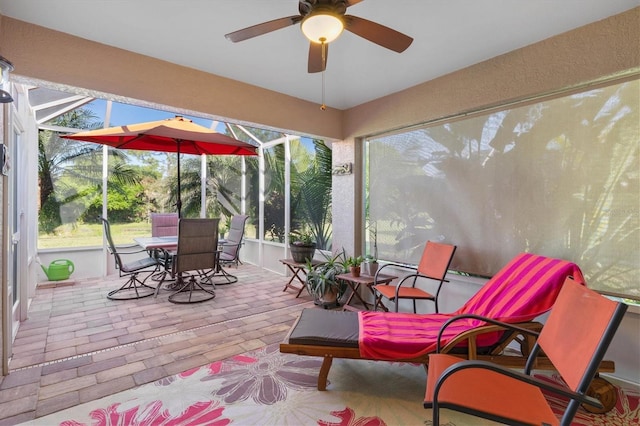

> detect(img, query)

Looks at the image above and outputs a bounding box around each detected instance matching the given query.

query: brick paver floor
[0,264,319,424]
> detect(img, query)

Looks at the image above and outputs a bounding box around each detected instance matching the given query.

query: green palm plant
[38,109,141,232]
[291,139,333,249]
[173,155,245,218]
[263,144,287,242]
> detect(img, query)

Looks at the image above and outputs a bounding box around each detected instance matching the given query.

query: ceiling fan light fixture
[301,11,344,44]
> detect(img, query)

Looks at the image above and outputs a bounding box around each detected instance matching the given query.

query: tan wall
[0,16,343,141]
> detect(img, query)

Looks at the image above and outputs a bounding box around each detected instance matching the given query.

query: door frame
[2,92,26,375]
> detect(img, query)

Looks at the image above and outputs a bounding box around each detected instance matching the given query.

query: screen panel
[367,79,639,298]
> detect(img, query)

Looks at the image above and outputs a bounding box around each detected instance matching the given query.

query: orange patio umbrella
[62,116,258,217]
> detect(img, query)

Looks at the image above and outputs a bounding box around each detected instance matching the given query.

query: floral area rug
[24,344,639,426]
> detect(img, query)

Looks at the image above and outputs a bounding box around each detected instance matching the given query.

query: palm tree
[175,155,244,219]
[38,109,140,232]
[206,156,244,217]
[263,144,287,242]
[292,140,332,249]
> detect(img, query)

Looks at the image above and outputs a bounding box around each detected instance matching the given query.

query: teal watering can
[41,259,75,281]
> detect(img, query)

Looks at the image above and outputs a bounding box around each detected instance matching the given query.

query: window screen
[367,79,639,299]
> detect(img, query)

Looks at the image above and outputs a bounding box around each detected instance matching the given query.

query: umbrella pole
[177,139,182,218]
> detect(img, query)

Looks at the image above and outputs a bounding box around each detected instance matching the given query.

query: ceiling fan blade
[308,42,328,73]
[225,16,302,42]
[300,0,362,14]
[344,15,413,53]
[345,0,365,7]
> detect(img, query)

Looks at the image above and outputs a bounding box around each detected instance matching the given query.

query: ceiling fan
[225,0,413,73]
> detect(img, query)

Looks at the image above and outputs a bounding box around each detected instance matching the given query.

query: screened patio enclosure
[31,75,640,304]
[32,84,333,279]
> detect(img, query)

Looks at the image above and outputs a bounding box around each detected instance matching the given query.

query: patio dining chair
[151,212,179,237]
[101,217,160,300]
[424,276,628,425]
[169,218,219,304]
[372,241,457,313]
[148,212,179,286]
[219,214,248,268]
[205,214,248,285]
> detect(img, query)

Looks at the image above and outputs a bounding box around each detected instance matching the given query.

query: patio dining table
[134,235,237,289]
[134,235,229,253]
[135,236,178,251]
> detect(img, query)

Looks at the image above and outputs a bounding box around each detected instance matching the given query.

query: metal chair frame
[425,277,628,425]
[101,218,160,300]
[373,241,456,313]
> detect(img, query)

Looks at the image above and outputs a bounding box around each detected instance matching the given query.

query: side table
[280,258,322,297]
[336,272,397,311]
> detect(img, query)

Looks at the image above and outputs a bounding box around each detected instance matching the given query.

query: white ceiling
[0,0,636,109]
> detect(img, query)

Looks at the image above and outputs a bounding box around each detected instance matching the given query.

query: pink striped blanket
[358,253,585,360]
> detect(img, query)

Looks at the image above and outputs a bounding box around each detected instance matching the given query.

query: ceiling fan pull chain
[321,39,327,111]
[321,70,326,111]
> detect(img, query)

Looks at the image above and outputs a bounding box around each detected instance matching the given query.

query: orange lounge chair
[280,252,616,408]
[424,277,628,425]
[372,240,457,313]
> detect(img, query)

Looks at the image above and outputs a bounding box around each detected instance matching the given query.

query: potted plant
[362,254,379,276]
[305,250,347,308]
[289,230,316,263]
[219,223,228,240]
[345,255,364,277]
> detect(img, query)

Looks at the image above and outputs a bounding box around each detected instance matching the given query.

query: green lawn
[38,222,152,249]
